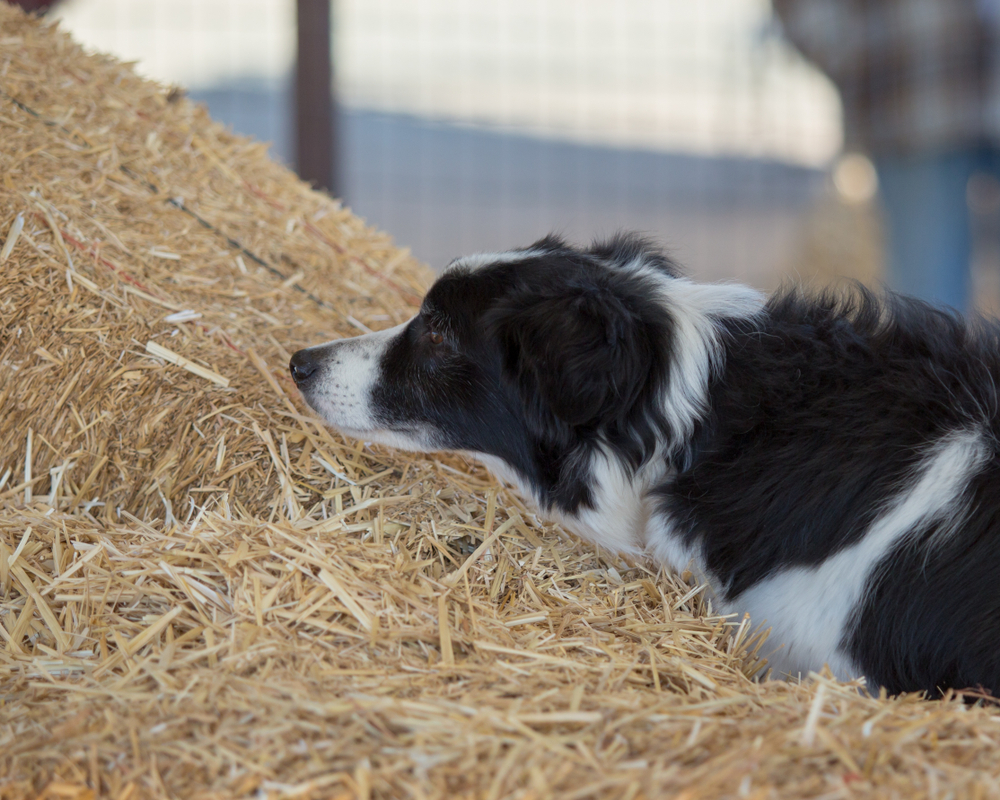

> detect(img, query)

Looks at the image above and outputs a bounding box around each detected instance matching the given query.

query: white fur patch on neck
[556,447,658,556]
[470,446,662,558]
[623,258,765,452]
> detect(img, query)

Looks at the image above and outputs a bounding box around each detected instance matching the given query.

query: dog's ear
[487,286,654,432]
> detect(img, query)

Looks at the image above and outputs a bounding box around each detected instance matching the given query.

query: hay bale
[1,6,999,799]
[0,7,426,523]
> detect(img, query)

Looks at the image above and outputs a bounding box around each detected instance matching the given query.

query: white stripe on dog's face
[293,320,436,450]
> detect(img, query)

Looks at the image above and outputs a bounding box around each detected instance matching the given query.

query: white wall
[54,0,841,166]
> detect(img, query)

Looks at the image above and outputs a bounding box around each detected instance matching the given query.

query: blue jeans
[875,149,997,314]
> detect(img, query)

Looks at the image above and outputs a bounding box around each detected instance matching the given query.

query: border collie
[289,234,1000,697]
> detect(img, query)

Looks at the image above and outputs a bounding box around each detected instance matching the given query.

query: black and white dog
[290,234,1000,697]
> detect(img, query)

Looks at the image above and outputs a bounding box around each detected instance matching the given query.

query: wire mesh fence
[50,0,877,287]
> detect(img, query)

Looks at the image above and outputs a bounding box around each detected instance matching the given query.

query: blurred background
[12,0,1000,311]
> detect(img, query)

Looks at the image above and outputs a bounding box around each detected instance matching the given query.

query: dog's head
[289,234,760,507]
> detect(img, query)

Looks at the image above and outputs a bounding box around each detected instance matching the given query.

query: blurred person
[774,0,1000,313]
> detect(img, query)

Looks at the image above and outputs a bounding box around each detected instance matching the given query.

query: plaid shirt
[774,0,1000,154]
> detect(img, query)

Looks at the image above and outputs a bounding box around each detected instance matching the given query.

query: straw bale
[2,6,1000,799]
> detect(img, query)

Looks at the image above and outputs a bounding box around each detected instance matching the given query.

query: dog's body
[290,234,1000,696]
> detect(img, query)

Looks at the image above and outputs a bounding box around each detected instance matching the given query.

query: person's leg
[983,146,1000,314]
[874,150,979,312]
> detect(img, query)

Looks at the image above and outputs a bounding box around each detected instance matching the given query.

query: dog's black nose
[289,350,319,385]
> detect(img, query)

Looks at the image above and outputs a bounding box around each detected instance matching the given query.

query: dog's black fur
[290,233,1000,696]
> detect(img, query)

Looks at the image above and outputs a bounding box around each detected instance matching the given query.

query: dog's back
[658,287,1000,695]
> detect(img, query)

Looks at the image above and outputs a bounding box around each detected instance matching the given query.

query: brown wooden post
[295,0,336,195]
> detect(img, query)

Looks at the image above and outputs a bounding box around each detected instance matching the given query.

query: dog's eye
[428,331,444,345]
